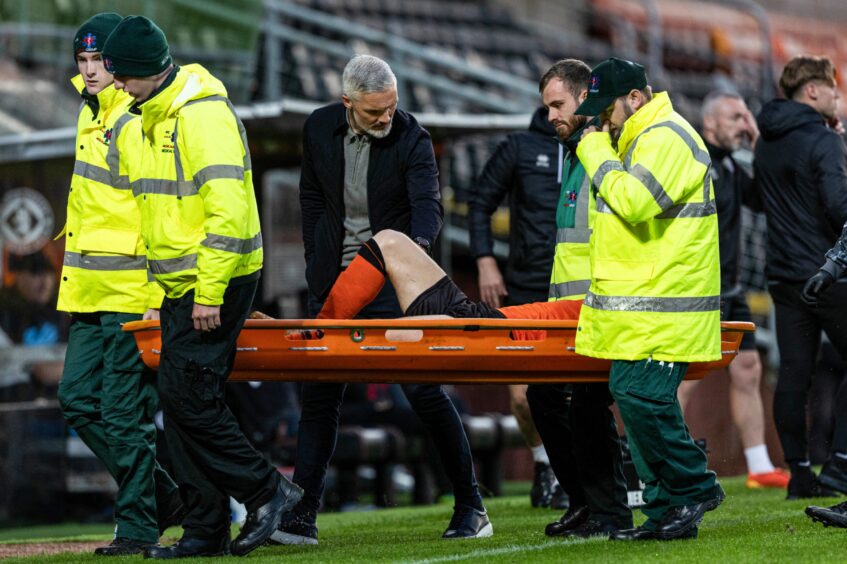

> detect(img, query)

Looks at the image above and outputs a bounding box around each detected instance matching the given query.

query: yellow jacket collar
[616,91,673,156]
[138,64,228,138]
[71,74,126,111]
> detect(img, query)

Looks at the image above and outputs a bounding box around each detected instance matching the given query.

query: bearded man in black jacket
[754,54,847,499]
[469,106,567,509]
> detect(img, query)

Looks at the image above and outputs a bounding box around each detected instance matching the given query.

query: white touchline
[403,538,602,564]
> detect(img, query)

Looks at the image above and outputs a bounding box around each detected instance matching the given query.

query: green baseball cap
[575,57,648,116]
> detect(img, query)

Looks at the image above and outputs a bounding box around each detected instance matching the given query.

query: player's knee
[373,229,402,249]
[731,351,761,391]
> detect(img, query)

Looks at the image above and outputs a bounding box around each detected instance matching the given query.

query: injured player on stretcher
[289,230,581,340]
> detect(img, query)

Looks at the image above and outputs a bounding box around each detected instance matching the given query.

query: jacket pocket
[593,258,654,281]
[77,227,140,255]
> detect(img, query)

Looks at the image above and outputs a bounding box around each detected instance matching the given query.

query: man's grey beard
[365,121,392,139]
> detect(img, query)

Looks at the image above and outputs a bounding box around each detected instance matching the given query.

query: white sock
[745,444,776,474]
[531,444,549,465]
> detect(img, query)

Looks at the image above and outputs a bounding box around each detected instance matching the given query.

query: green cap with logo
[575,57,648,116]
[73,12,122,60]
[101,15,172,77]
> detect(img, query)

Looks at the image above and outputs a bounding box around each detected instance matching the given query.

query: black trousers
[158,280,279,539]
[527,383,631,525]
[770,282,847,462]
[295,282,482,515]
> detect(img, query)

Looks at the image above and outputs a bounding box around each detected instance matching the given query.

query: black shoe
[652,487,724,540]
[806,500,847,528]
[269,510,319,545]
[158,499,187,536]
[94,537,157,556]
[544,505,589,537]
[530,462,558,508]
[610,525,698,541]
[819,458,847,494]
[442,504,493,539]
[143,536,230,559]
[550,483,569,510]
[231,478,304,557]
[787,467,838,500]
[561,519,629,539]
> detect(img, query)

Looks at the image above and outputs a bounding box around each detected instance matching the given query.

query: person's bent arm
[577,128,707,224]
[405,128,443,246]
[470,137,516,307]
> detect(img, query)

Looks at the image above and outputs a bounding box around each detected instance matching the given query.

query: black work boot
[143,535,230,559]
[94,537,157,556]
[231,478,304,556]
[544,505,589,537]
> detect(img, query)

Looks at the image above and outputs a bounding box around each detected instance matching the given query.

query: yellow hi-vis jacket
[548,164,595,301]
[56,75,163,314]
[115,64,262,306]
[575,91,721,362]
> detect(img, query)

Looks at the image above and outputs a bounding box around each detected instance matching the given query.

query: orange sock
[499,299,582,341]
[318,240,387,319]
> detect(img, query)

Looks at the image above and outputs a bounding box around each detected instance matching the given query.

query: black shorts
[721,293,756,350]
[405,276,506,319]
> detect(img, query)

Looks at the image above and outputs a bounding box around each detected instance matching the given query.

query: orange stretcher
[124,319,754,384]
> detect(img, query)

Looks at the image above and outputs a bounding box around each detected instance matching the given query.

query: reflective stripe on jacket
[118,65,262,305]
[548,162,594,301]
[56,75,162,314]
[575,91,721,362]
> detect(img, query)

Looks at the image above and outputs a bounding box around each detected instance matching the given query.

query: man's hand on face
[743,109,760,147]
[581,120,611,140]
[193,303,222,332]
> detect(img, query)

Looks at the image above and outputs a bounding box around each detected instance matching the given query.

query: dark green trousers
[58,312,178,543]
[158,281,279,540]
[609,359,719,525]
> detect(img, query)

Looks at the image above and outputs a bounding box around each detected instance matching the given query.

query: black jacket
[753,99,847,283]
[299,102,443,299]
[468,107,559,293]
[707,142,758,292]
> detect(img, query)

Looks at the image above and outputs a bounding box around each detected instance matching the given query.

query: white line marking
[402,538,601,563]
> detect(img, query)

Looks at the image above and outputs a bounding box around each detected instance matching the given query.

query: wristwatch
[414,236,432,255]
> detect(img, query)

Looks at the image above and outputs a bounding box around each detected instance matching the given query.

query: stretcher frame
[124,318,754,384]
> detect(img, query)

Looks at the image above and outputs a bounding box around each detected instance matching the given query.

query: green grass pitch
[0,476,844,563]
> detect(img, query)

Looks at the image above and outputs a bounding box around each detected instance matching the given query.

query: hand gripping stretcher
[124,319,754,384]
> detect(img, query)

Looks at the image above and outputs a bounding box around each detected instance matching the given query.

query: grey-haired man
[273,54,490,544]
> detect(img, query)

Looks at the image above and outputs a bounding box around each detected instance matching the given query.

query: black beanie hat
[101,16,172,77]
[73,12,122,59]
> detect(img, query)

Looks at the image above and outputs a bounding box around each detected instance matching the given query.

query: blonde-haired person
[755,54,847,499]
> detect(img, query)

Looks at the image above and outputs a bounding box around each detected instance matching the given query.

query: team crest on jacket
[535,154,550,168]
[102,128,113,145]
